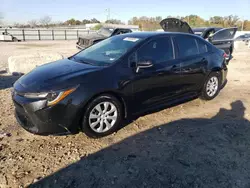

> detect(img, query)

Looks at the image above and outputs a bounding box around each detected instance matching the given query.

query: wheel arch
[74,91,128,129]
[201,68,222,91]
[90,91,127,118]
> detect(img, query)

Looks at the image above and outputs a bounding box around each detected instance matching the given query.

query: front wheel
[82,95,123,138]
[200,72,221,100]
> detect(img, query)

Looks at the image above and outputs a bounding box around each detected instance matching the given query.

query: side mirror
[208,35,214,42]
[136,60,153,73]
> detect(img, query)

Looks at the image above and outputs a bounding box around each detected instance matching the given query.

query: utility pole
[106,8,110,21]
[242,19,244,31]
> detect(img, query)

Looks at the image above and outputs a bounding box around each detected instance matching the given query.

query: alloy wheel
[206,76,219,97]
[88,102,118,133]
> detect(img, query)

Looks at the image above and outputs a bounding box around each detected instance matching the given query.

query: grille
[78,38,89,46]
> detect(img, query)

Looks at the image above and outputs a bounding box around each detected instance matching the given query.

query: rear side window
[137,37,173,64]
[196,39,208,54]
[175,35,198,58]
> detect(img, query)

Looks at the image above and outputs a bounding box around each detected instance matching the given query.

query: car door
[174,35,208,93]
[131,36,182,111]
[209,28,238,54]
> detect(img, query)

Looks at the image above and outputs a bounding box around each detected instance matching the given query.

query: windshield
[97,28,113,36]
[73,35,143,66]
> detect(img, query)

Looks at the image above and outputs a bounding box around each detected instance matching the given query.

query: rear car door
[209,28,237,55]
[174,35,208,94]
[131,36,182,111]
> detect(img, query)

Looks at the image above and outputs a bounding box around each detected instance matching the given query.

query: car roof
[103,27,131,30]
[117,31,200,39]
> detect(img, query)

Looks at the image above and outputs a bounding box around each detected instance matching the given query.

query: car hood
[15,58,100,92]
[160,18,194,34]
[78,32,107,40]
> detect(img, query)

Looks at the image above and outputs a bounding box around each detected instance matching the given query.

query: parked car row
[77,18,237,63]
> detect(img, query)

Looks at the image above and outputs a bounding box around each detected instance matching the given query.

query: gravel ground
[0,41,250,188]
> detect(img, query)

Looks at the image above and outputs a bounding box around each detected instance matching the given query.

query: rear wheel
[82,95,122,138]
[200,72,221,100]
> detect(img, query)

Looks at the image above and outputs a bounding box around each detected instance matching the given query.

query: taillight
[223,52,228,58]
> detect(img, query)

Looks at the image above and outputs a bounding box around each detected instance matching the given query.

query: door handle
[171,64,181,71]
[171,65,180,69]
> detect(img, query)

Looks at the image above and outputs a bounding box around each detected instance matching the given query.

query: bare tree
[223,15,240,27]
[28,19,38,27]
[0,12,3,25]
[39,16,52,27]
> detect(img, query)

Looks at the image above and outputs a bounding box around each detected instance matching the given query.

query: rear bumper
[225,54,232,62]
[221,62,228,87]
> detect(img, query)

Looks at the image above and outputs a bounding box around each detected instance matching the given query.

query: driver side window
[136,37,174,64]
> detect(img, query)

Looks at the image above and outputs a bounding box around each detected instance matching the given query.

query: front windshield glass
[97,28,113,36]
[73,35,143,66]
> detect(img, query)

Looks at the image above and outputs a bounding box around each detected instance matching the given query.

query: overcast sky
[1,0,250,24]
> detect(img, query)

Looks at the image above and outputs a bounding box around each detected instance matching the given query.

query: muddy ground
[0,41,250,188]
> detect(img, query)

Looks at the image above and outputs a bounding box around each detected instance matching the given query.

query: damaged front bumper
[12,89,78,135]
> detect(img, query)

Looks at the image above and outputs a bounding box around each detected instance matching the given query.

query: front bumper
[12,93,79,135]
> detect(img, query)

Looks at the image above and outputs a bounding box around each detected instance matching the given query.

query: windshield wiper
[70,56,94,65]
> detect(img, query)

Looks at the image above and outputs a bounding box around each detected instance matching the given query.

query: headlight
[24,92,48,99]
[23,87,77,106]
[47,88,77,106]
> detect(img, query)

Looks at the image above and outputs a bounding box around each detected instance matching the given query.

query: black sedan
[12,32,228,137]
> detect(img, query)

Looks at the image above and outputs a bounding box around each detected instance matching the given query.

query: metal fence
[0,28,96,41]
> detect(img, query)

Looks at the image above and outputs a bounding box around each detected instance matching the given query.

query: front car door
[131,36,182,112]
[209,27,238,55]
[174,35,208,94]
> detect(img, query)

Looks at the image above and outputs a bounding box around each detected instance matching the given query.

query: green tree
[243,20,250,30]
[105,19,123,24]
[210,16,224,25]
[75,20,81,25]
[82,19,91,24]
[65,18,76,25]
[90,18,100,23]
[92,24,102,30]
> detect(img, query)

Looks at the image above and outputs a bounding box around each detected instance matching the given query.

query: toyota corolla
[12,32,228,137]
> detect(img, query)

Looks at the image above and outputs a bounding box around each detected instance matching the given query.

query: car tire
[200,72,221,101]
[13,37,18,42]
[82,94,123,138]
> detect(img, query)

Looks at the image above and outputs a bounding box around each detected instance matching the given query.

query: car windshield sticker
[123,37,140,42]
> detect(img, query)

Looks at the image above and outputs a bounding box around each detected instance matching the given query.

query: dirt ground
[0,41,250,188]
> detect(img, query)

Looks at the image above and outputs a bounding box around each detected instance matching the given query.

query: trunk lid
[160,18,194,34]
